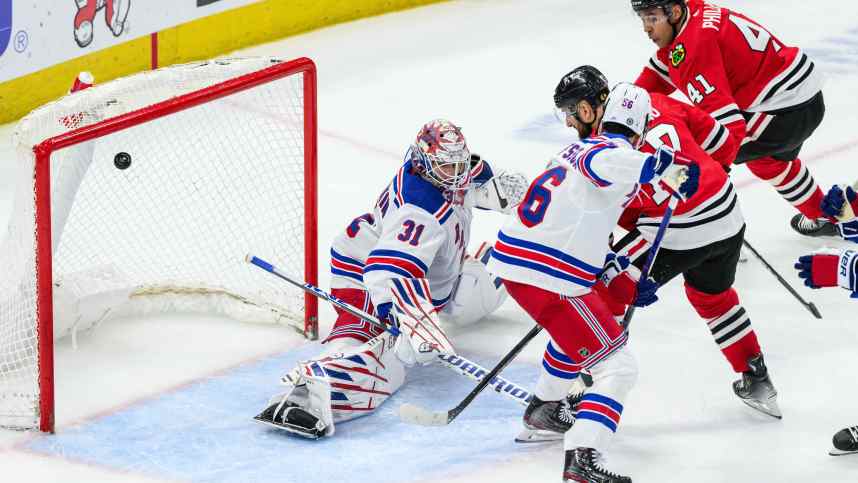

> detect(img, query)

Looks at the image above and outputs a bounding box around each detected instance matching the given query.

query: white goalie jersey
[330,158,497,311]
[488,134,654,297]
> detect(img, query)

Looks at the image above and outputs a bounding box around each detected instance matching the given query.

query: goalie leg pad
[323,287,384,345]
[316,334,406,425]
[442,246,508,326]
[262,334,405,437]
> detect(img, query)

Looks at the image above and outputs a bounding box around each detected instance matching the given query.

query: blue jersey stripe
[368,249,429,273]
[542,359,579,379]
[490,250,595,288]
[364,264,416,279]
[331,249,364,268]
[496,232,602,275]
[581,145,613,187]
[331,268,363,282]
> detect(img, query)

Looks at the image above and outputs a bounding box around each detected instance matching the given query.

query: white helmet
[600,82,652,144]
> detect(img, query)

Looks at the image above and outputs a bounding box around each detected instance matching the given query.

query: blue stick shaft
[622,196,679,328]
[245,254,399,336]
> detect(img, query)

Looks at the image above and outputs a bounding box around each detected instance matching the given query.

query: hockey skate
[732,354,782,419]
[516,392,582,443]
[790,214,838,238]
[254,395,329,440]
[563,447,632,483]
[830,426,858,456]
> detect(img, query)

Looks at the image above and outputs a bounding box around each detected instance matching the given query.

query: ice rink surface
[1,0,858,481]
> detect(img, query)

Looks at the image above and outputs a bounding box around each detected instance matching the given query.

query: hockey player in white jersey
[255,119,528,439]
[488,82,699,483]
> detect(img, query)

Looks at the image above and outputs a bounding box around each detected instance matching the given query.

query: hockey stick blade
[399,402,452,427]
[399,325,543,427]
[741,241,822,319]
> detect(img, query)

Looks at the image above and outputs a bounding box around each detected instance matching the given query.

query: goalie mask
[409,119,472,194]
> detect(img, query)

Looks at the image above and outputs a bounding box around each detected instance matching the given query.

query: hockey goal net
[0,57,318,432]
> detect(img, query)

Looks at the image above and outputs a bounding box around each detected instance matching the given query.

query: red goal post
[1,57,318,433]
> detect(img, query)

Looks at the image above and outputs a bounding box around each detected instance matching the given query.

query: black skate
[830,426,858,456]
[732,354,782,419]
[563,447,632,483]
[516,392,582,443]
[790,214,838,238]
[254,399,329,439]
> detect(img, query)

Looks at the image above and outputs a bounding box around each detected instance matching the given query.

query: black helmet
[553,65,609,110]
[631,0,682,12]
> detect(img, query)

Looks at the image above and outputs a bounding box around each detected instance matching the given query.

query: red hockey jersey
[635,0,822,157]
[619,94,745,250]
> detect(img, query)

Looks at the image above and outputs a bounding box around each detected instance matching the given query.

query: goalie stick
[245,254,534,408]
[398,324,542,427]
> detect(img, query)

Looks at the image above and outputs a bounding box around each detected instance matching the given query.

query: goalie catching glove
[468,158,529,214]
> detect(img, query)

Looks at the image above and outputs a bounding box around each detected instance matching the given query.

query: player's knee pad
[684,283,739,319]
[442,251,507,326]
[586,345,638,398]
[288,334,405,435]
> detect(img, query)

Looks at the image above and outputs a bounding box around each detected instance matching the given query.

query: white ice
[1,0,858,481]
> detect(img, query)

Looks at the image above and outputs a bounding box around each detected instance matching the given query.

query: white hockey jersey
[330,158,494,310]
[487,134,653,297]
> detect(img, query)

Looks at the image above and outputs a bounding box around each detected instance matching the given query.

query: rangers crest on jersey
[670,43,686,67]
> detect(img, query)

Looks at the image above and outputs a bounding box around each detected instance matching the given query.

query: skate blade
[829,448,858,456]
[515,428,563,443]
[253,414,324,440]
[740,397,782,419]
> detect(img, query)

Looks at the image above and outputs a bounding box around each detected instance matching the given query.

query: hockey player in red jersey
[489,78,699,483]
[631,0,833,238]
[611,91,782,419]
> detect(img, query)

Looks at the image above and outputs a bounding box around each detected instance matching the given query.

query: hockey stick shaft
[740,240,822,319]
[246,254,400,336]
[401,324,543,426]
[442,324,542,422]
[622,196,679,328]
[246,254,535,408]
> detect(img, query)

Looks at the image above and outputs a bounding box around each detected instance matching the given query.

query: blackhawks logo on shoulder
[670,43,686,67]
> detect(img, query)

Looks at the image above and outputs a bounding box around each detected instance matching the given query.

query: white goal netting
[0,57,316,430]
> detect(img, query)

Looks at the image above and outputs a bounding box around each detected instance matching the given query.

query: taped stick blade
[399,403,450,426]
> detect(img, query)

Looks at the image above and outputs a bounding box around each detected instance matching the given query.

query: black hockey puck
[114,152,132,170]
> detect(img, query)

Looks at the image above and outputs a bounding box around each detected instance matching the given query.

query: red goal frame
[30,57,319,433]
